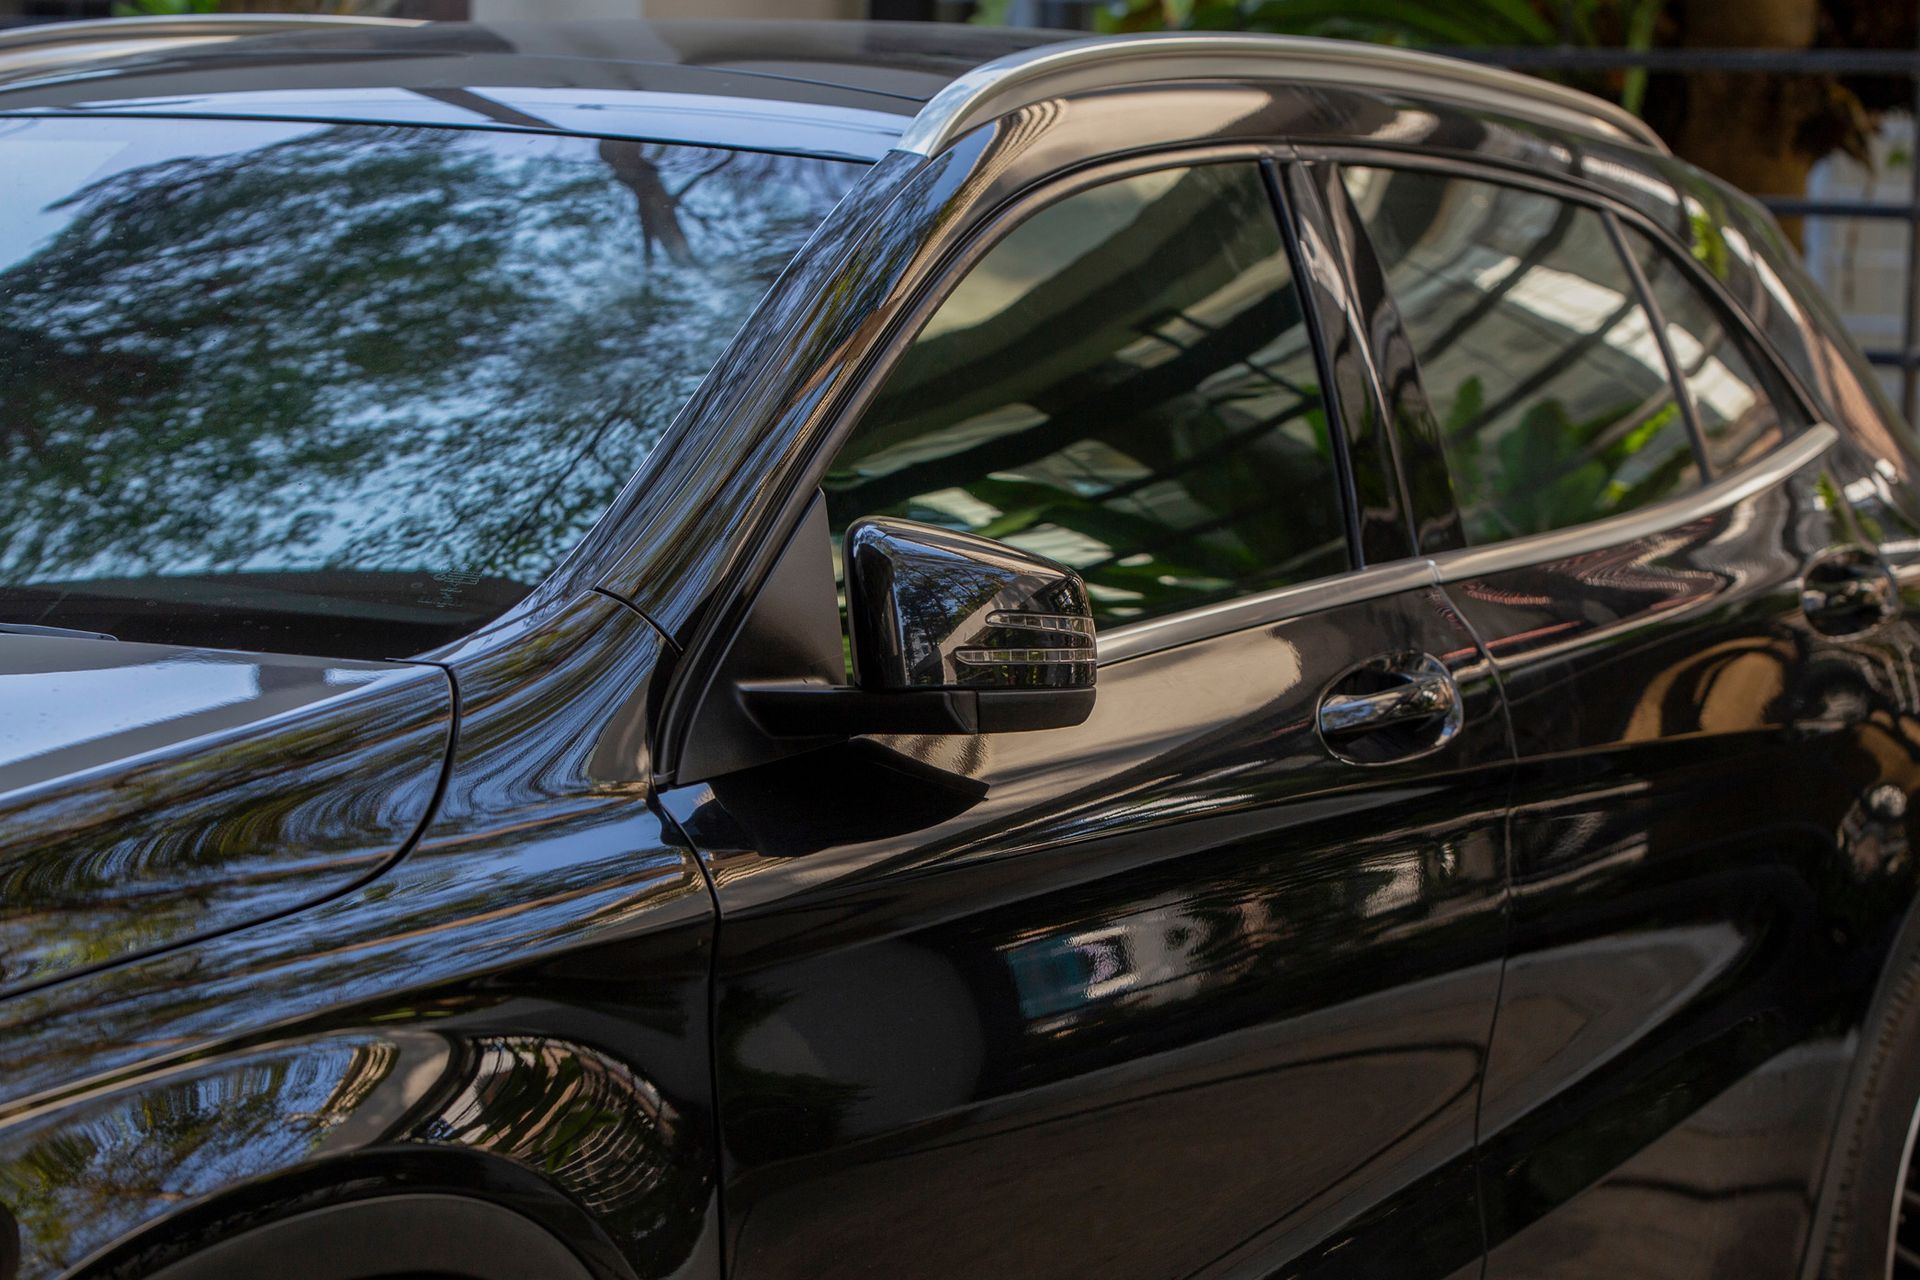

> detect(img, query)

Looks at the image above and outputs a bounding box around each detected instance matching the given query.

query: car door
[1325,155,1920,1277]
[658,157,1513,1280]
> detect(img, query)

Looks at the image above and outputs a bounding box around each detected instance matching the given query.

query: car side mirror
[846,518,1095,723]
[739,517,1096,738]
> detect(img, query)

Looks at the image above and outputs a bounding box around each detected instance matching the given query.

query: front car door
[662,155,1514,1280]
[1321,151,1920,1277]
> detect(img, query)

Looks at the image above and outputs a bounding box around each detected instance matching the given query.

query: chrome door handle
[1319,671,1457,734]
[1316,652,1463,765]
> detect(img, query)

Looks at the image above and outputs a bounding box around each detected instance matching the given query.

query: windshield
[0,117,860,659]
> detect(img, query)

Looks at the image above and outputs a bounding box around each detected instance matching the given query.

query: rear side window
[824,162,1346,629]
[1621,226,1806,470]
[0,118,858,659]
[1342,166,1699,545]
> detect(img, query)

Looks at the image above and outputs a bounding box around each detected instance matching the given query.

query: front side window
[0,118,859,659]
[1343,166,1699,545]
[824,162,1346,630]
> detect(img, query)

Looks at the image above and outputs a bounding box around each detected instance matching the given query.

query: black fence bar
[1760,197,1918,220]
[1899,33,1919,421]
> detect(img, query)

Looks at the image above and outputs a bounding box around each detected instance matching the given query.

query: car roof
[0,17,1665,163]
[0,19,1073,162]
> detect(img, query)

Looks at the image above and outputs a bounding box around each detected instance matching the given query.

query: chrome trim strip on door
[895,33,1667,160]
[1426,422,1838,582]
[1096,424,1839,665]
[1098,559,1440,664]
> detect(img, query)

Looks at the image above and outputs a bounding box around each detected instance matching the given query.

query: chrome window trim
[895,33,1667,161]
[1427,421,1838,581]
[1096,423,1839,665]
[1097,560,1438,664]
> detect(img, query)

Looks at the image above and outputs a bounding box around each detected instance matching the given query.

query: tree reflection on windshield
[0,119,858,658]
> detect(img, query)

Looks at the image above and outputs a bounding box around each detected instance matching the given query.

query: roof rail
[0,14,424,79]
[896,32,1667,158]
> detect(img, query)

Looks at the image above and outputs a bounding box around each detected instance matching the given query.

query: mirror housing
[739,517,1096,739]
[846,518,1095,697]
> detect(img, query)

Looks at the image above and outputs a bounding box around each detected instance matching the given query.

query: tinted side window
[1343,166,1699,545]
[0,119,858,659]
[1623,226,1806,470]
[824,163,1346,630]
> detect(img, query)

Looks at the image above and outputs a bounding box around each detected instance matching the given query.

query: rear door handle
[1803,545,1899,637]
[1317,652,1463,765]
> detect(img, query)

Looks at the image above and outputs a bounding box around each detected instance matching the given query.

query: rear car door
[662,157,1513,1280]
[1326,155,1920,1277]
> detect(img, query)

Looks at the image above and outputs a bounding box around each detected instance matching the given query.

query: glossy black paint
[0,638,449,994]
[4,19,1920,1280]
[843,517,1094,690]
[0,593,714,1278]
[665,578,1510,1280]
[622,68,1920,1280]
[1428,444,1920,1274]
[1314,132,1920,1275]
[1280,159,1425,564]
[1456,449,1920,1276]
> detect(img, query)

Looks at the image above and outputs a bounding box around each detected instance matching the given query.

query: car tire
[1821,948,1920,1279]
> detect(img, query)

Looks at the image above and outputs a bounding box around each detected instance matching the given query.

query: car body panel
[1445,433,1920,1276]
[1285,126,1920,1273]
[0,638,450,996]
[665,580,1511,1280]
[1296,122,1920,1275]
[0,593,717,1278]
[577,57,1920,1280]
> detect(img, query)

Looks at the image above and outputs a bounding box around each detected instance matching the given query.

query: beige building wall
[1803,115,1916,407]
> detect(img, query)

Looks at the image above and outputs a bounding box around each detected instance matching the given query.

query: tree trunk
[597,139,696,267]
[1673,0,1825,247]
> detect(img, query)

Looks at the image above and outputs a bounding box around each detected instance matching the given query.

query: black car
[3,13,1920,1280]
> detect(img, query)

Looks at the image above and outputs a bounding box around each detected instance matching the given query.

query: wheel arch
[62,1147,640,1280]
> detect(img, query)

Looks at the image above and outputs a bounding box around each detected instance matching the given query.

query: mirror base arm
[740,681,1093,737]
